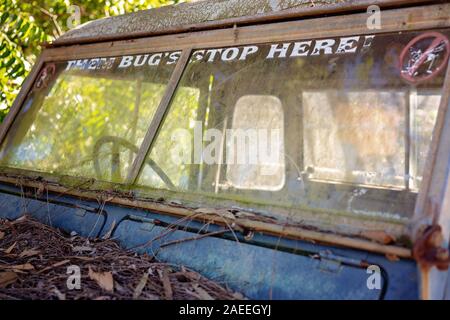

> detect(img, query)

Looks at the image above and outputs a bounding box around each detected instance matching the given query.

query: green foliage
[0,0,185,122]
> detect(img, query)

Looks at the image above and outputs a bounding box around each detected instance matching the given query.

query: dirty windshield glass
[0,52,180,183]
[138,29,450,220]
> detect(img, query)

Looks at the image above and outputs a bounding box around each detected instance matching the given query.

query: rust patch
[413,225,450,271]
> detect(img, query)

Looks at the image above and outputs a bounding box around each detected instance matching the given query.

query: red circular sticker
[399,32,450,84]
[35,63,56,90]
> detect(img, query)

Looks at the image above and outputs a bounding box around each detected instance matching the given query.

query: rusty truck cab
[1,0,450,299]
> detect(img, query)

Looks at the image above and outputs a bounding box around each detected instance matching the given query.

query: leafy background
[0,0,187,122]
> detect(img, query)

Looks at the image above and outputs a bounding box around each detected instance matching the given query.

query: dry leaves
[360,230,395,245]
[4,242,17,254]
[37,260,70,274]
[0,215,244,300]
[12,263,34,271]
[133,271,149,299]
[19,249,40,258]
[72,246,95,253]
[0,263,34,271]
[52,288,66,300]
[0,272,18,288]
[158,268,173,300]
[192,284,214,300]
[88,267,114,292]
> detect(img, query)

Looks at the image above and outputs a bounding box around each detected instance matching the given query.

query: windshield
[0,52,179,183]
[138,30,450,220]
[1,29,449,223]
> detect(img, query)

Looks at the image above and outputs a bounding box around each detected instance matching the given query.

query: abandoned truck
[1,0,450,300]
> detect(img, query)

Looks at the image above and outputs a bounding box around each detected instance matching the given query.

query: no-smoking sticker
[399,32,450,84]
[35,63,56,90]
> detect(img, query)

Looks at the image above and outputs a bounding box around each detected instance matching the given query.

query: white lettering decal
[118,56,134,68]
[167,52,181,65]
[66,60,76,70]
[311,39,336,55]
[222,47,240,61]
[291,41,312,57]
[191,50,206,62]
[363,35,375,49]
[134,54,149,67]
[75,59,89,69]
[206,49,223,62]
[148,53,162,66]
[267,43,291,59]
[239,45,258,60]
[88,58,99,69]
[336,36,361,54]
[63,35,375,73]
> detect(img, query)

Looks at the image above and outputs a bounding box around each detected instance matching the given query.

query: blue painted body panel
[0,183,419,299]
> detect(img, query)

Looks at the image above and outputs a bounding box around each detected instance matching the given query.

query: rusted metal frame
[413,63,450,232]
[0,164,409,230]
[126,49,192,184]
[50,0,434,47]
[214,117,228,194]
[0,174,412,259]
[0,53,47,147]
[0,3,447,256]
[42,3,450,63]
[405,89,411,191]
[3,6,447,178]
[412,61,450,299]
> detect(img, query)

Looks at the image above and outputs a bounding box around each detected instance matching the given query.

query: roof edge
[50,0,439,47]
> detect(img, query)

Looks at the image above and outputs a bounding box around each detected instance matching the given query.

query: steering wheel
[93,136,175,189]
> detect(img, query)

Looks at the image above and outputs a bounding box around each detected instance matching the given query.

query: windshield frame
[0,3,449,258]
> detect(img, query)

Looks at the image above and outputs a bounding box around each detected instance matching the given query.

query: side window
[225,95,285,191]
[302,90,440,190]
[303,90,406,188]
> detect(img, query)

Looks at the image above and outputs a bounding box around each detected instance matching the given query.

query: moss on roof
[53,0,420,45]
